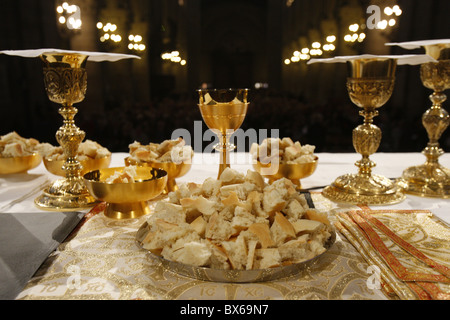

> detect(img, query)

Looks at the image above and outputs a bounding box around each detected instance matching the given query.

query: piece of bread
[270,212,296,246]
[248,223,275,248]
[291,219,325,235]
[190,216,207,237]
[254,248,282,269]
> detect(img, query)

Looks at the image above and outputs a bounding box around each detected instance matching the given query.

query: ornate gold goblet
[198,89,249,179]
[323,58,405,205]
[400,44,450,198]
[34,53,97,211]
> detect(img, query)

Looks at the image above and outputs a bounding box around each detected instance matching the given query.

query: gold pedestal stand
[35,53,97,211]
[399,44,450,198]
[323,58,405,205]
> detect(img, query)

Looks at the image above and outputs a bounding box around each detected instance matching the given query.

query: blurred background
[0,0,449,154]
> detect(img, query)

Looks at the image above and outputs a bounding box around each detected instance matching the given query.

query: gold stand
[198,89,249,179]
[400,44,450,198]
[323,58,405,205]
[35,53,96,211]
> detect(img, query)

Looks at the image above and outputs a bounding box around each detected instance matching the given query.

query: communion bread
[141,167,332,270]
[37,139,111,161]
[105,165,137,183]
[0,131,40,157]
[251,137,316,164]
[128,138,193,164]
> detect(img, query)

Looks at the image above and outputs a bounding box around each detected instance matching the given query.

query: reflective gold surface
[0,153,42,175]
[124,157,190,194]
[323,58,405,205]
[136,221,336,283]
[35,52,97,211]
[44,155,111,177]
[400,43,450,198]
[83,166,167,220]
[253,157,318,189]
[198,89,249,179]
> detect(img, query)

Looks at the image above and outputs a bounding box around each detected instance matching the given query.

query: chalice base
[323,173,405,205]
[399,163,450,198]
[104,201,151,220]
[34,177,97,211]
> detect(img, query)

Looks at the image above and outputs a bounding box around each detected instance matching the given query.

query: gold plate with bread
[135,167,335,283]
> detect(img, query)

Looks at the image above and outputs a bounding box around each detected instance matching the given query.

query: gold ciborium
[253,157,318,190]
[198,89,249,179]
[400,43,450,198]
[34,53,97,211]
[83,167,167,220]
[323,58,405,205]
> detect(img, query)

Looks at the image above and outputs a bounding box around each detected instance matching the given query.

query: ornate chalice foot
[323,58,405,205]
[35,53,97,211]
[400,45,450,198]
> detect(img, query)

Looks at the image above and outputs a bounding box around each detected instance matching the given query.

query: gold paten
[0,153,42,174]
[124,157,191,194]
[198,89,249,179]
[44,155,111,177]
[323,58,405,205]
[399,43,450,198]
[83,166,167,220]
[253,157,318,190]
[34,52,97,211]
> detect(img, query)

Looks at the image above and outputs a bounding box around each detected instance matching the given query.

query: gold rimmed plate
[135,222,336,283]
[0,153,42,175]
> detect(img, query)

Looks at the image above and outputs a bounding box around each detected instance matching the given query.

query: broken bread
[141,167,332,270]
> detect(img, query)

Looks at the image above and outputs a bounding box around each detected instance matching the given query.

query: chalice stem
[57,103,85,181]
[218,134,230,179]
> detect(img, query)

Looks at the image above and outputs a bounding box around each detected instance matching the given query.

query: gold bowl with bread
[0,131,43,174]
[125,138,193,194]
[136,167,335,283]
[83,166,168,220]
[0,153,42,174]
[251,137,318,189]
[39,139,112,177]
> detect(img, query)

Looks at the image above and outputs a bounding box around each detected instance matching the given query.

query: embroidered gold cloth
[17,193,450,300]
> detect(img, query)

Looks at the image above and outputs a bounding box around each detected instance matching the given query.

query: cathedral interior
[0,0,449,153]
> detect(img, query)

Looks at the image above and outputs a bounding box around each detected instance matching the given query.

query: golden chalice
[323,58,405,205]
[198,89,249,179]
[34,53,97,211]
[400,43,450,198]
[83,167,167,220]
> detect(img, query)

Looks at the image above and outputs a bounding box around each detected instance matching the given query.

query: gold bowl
[125,157,191,194]
[83,166,168,220]
[44,155,111,176]
[253,156,318,189]
[0,153,42,174]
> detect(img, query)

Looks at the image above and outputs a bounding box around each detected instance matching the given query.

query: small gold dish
[44,155,111,176]
[0,153,42,174]
[253,156,318,189]
[83,166,168,220]
[125,157,191,194]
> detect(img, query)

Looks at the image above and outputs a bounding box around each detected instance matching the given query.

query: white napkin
[0,48,140,62]
[308,54,436,65]
[386,39,450,50]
